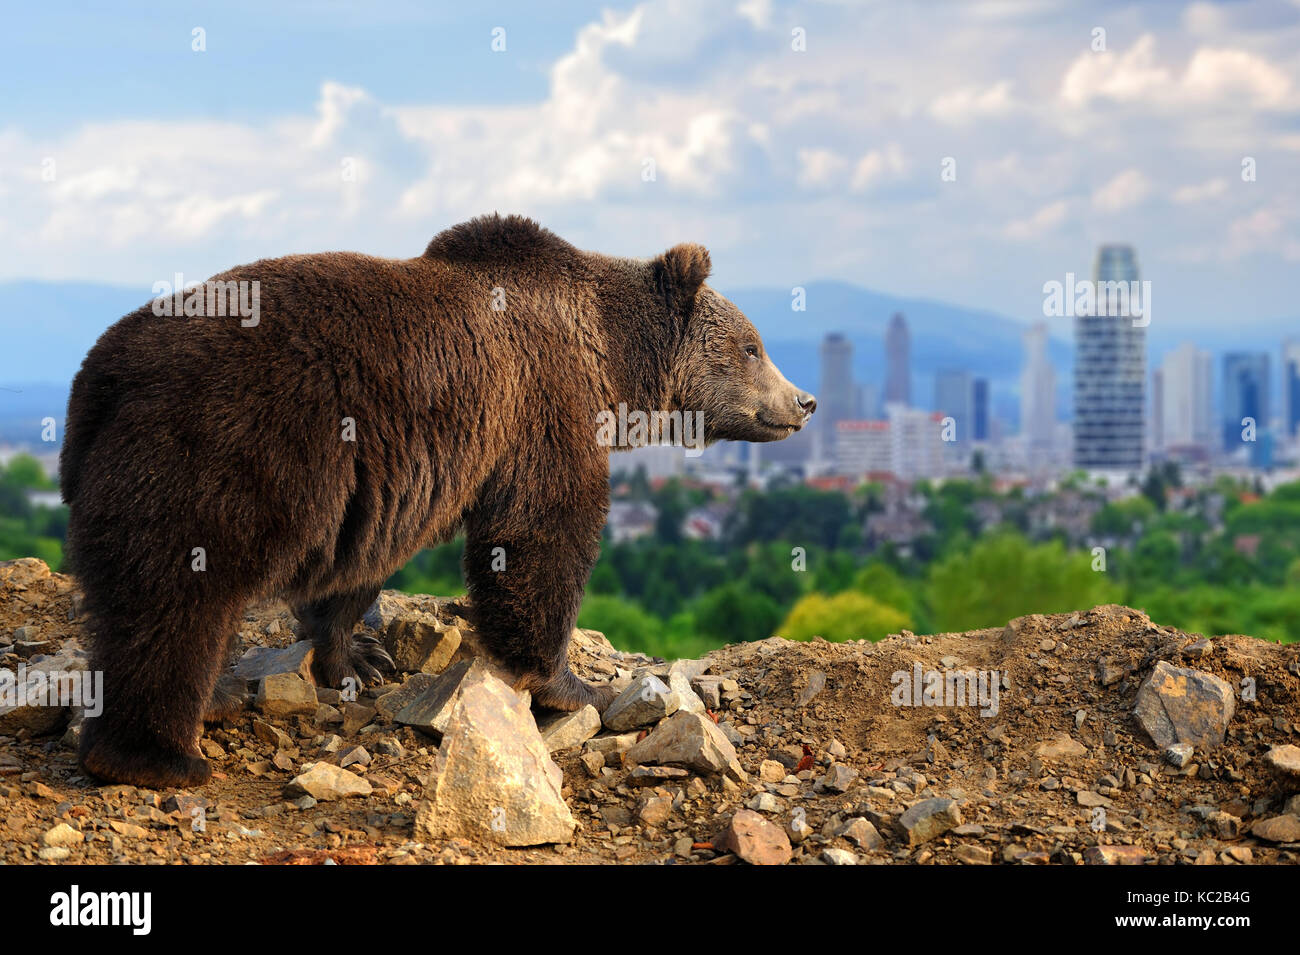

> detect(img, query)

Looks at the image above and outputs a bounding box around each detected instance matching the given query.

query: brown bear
[61,214,816,788]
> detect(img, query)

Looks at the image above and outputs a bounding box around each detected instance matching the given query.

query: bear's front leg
[463,469,616,713]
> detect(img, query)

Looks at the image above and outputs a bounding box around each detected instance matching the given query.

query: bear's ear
[654,243,712,310]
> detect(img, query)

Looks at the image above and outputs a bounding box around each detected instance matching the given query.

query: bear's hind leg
[295,584,395,689]
[79,600,237,789]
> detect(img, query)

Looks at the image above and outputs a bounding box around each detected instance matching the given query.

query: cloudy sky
[1,0,1298,333]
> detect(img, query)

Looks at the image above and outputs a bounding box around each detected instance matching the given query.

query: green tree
[777,591,911,642]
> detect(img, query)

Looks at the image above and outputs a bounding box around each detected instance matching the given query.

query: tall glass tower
[1073,245,1146,472]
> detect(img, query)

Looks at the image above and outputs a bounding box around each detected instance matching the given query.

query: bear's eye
[744,344,759,359]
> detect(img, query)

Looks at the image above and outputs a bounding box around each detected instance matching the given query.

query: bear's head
[654,243,816,445]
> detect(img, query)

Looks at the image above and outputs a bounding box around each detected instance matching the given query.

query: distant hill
[1,278,1294,444]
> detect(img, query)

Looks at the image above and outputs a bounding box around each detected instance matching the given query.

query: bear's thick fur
[61,214,815,788]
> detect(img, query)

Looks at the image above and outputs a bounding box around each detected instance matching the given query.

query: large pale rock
[625,710,746,781]
[414,671,574,846]
[394,659,530,739]
[1263,744,1300,780]
[1133,661,1235,751]
[384,613,462,674]
[602,673,678,731]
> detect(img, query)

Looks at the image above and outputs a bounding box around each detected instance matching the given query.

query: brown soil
[2,557,1298,865]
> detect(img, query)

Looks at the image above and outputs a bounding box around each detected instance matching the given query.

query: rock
[108,820,149,839]
[714,809,792,865]
[954,844,992,864]
[602,674,678,732]
[579,752,605,776]
[1083,845,1150,865]
[384,613,462,674]
[1164,743,1194,768]
[537,705,602,752]
[691,676,723,710]
[627,765,689,787]
[821,847,858,865]
[285,762,372,800]
[1133,661,1235,751]
[255,673,318,718]
[798,670,827,705]
[899,797,962,845]
[638,795,674,827]
[820,763,858,793]
[1033,734,1087,759]
[414,671,574,847]
[625,710,746,781]
[759,759,787,783]
[38,846,71,861]
[1263,744,1300,780]
[1076,790,1112,808]
[374,672,440,721]
[1250,814,1300,843]
[667,671,706,714]
[747,792,780,813]
[252,719,294,751]
[363,591,411,632]
[1207,811,1242,840]
[392,661,475,737]
[341,702,376,736]
[839,817,882,850]
[42,823,82,847]
[338,745,371,769]
[232,641,314,683]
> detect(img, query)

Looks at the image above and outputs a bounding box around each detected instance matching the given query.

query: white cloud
[1092,169,1150,212]
[930,80,1014,124]
[1173,177,1229,204]
[1003,200,1070,240]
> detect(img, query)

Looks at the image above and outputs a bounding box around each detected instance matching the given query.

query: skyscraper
[1021,322,1056,452]
[1284,339,1300,441]
[971,378,990,441]
[1073,245,1146,472]
[1222,352,1270,454]
[934,370,973,443]
[1158,343,1213,452]
[884,312,910,406]
[817,332,855,462]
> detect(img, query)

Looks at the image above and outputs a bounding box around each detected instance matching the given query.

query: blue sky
[2,0,1299,335]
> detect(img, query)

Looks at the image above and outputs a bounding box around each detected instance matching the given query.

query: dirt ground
[2,556,1298,865]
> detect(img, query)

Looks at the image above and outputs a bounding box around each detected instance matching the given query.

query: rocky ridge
[2,556,1299,865]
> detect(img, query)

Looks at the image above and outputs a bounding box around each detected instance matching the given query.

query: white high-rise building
[1021,322,1056,452]
[1158,343,1213,452]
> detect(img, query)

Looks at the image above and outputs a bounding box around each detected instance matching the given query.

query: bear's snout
[796,391,817,417]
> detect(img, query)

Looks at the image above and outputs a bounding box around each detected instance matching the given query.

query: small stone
[1033,735,1087,760]
[954,844,992,864]
[899,797,962,845]
[38,846,71,861]
[1083,845,1150,865]
[255,673,318,718]
[285,762,373,801]
[579,752,605,777]
[1164,743,1194,768]
[691,676,722,710]
[384,613,461,674]
[602,674,679,732]
[1263,744,1300,780]
[537,705,602,752]
[232,641,314,682]
[747,792,781,813]
[839,817,882,850]
[715,809,792,865]
[798,670,826,705]
[821,847,858,865]
[1250,814,1300,843]
[759,759,787,783]
[820,763,859,793]
[1076,790,1112,808]
[625,710,746,781]
[338,745,371,769]
[627,765,689,787]
[42,823,82,847]
[638,795,674,827]
[252,719,294,751]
